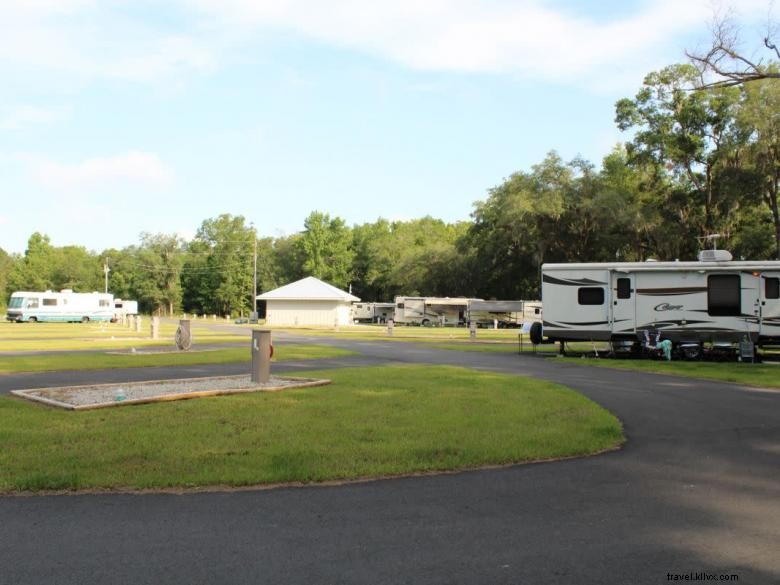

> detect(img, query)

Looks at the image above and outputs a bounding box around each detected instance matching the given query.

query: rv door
[610,273,635,336]
[741,272,762,340]
[760,272,780,340]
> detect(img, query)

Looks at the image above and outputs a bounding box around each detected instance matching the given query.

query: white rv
[352,302,395,323]
[113,299,139,321]
[538,251,780,346]
[394,297,476,326]
[6,290,115,323]
[468,300,542,327]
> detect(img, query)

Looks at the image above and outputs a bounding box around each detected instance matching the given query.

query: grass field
[0,320,247,351]
[559,356,780,389]
[0,345,357,374]
[0,365,623,492]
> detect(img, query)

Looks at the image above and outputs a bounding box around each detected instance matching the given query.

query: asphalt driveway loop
[1,339,779,584]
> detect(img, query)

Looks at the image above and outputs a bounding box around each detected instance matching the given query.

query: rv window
[99,300,110,307]
[616,278,631,299]
[42,298,57,306]
[26,298,39,308]
[707,275,740,316]
[534,308,540,314]
[578,287,604,305]
[397,303,404,309]
[766,277,780,299]
[9,297,24,308]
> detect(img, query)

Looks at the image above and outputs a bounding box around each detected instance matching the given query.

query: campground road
[1,338,779,584]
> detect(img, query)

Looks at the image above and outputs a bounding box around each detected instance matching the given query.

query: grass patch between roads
[561,357,780,389]
[0,345,356,374]
[0,365,623,492]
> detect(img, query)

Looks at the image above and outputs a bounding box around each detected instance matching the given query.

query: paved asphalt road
[1,336,779,584]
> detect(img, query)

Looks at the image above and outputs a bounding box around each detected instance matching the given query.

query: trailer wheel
[81,316,90,323]
[421,319,431,327]
[28,316,37,323]
[529,321,543,345]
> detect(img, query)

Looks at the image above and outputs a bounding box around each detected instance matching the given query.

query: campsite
[2,3,779,584]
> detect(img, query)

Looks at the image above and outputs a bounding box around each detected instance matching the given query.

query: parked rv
[6,290,115,323]
[468,300,542,327]
[393,296,476,326]
[352,302,395,323]
[113,299,139,321]
[538,250,780,347]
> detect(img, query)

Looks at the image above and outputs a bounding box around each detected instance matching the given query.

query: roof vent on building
[698,250,733,262]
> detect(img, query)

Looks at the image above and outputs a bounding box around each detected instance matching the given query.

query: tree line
[1,64,778,315]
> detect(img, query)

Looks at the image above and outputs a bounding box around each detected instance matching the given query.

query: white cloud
[185,0,772,88]
[0,105,71,130]
[0,1,215,83]
[34,151,174,190]
[0,0,771,90]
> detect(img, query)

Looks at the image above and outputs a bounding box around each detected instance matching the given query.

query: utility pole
[253,228,258,318]
[103,261,110,294]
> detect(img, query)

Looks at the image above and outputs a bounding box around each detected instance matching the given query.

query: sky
[0,0,773,254]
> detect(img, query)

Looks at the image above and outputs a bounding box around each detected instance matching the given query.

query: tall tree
[185,214,255,316]
[297,211,354,289]
[134,233,185,315]
[0,248,15,309]
[739,76,780,258]
[615,64,743,237]
[8,233,57,292]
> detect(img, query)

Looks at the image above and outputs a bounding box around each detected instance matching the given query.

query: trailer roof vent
[698,250,733,262]
[60,289,73,293]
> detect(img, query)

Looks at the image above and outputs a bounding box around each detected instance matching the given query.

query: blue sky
[0,0,771,254]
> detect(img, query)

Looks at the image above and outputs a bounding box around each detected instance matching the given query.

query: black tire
[81,316,90,323]
[421,319,431,327]
[28,316,37,323]
[529,321,543,345]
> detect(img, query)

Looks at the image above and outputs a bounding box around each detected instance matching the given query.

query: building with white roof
[256,276,360,326]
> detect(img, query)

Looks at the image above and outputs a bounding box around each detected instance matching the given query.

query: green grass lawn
[0,344,356,374]
[560,356,780,389]
[0,320,247,351]
[0,365,623,492]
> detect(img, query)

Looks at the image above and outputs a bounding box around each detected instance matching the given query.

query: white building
[257,276,360,326]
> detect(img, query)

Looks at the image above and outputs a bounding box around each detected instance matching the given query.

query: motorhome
[393,296,477,326]
[538,251,780,346]
[468,300,542,327]
[352,302,395,323]
[6,290,115,323]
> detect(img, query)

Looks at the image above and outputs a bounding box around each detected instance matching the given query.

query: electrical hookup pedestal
[251,329,273,384]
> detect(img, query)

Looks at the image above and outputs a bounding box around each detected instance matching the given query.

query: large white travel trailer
[394,296,477,326]
[539,251,780,346]
[468,300,542,327]
[352,302,395,323]
[6,290,115,323]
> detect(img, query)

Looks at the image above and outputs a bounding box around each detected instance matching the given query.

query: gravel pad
[11,375,330,410]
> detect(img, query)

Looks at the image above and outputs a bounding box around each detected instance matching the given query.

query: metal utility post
[103,261,110,294]
[469,321,477,340]
[151,316,159,340]
[251,329,272,383]
[251,226,258,320]
[387,319,394,337]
